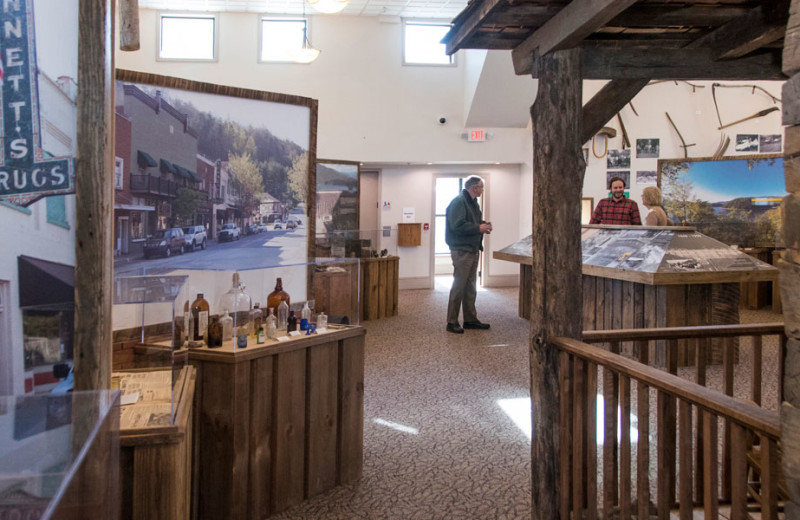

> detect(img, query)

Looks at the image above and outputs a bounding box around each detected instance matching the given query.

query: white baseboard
[399,277,432,290]
[482,274,520,288]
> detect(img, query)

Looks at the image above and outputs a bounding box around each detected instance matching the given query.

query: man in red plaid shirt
[589,177,642,225]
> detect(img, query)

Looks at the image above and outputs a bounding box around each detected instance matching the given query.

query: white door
[360,170,379,232]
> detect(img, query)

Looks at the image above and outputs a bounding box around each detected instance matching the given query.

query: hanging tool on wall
[712,134,730,159]
[665,112,695,158]
[717,107,779,130]
[616,113,631,149]
[592,126,616,158]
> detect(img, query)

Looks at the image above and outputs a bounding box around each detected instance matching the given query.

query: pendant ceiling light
[307,0,349,14]
[291,7,320,64]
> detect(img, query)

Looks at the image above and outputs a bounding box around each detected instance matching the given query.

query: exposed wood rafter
[512,0,639,76]
[685,5,788,59]
[581,79,649,144]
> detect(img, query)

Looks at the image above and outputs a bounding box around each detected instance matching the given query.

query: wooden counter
[188,325,365,519]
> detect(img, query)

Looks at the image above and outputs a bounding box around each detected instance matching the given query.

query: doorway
[360,170,379,233]
[433,175,484,287]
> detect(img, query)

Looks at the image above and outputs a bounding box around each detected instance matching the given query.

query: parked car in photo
[286,219,297,230]
[143,227,185,258]
[218,223,241,242]
[256,223,268,233]
[273,221,283,230]
[182,225,207,251]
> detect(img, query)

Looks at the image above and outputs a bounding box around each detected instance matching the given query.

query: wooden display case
[188,325,365,519]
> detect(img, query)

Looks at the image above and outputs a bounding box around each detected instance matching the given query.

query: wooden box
[397,223,421,247]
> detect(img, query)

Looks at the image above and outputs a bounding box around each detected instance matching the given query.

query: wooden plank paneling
[582,275,596,332]
[272,349,307,513]
[338,336,365,484]
[306,341,339,498]
[249,356,274,520]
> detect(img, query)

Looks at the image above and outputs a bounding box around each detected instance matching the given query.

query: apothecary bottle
[267,278,290,317]
[184,300,193,343]
[277,300,289,331]
[219,272,252,346]
[317,312,328,330]
[266,308,277,339]
[250,303,263,338]
[300,301,311,330]
[287,310,297,332]
[220,310,233,341]
[190,293,210,342]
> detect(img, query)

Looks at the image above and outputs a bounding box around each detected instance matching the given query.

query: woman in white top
[641,186,669,226]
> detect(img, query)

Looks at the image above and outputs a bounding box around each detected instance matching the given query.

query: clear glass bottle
[277,300,289,331]
[184,300,193,344]
[250,303,263,338]
[219,272,252,348]
[266,308,277,339]
[190,293,210,343]
[220,310,233,341]
[317,312,328,330]
[300,301,311,330]
[267,277,290,318]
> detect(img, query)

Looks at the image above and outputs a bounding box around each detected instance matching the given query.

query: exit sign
[468,129,486,142]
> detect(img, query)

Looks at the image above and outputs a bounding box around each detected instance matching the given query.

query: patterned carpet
[270,279,783,520]
[271,280,533,519]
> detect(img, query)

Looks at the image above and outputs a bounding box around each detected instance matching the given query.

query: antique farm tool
[665,112,695,158]
[616,113,631,149]
[717,107,779,130]
[712,134,730,159]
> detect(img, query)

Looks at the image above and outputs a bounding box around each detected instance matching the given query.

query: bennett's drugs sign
[0,0,74,207]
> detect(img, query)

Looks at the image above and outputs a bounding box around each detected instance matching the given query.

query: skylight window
[260,18,308,63]
[158,13,217,61]
[403,21,453,66]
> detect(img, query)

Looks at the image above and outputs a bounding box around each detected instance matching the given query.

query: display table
[118,365,196,520]
[188,325,365,519]
[496,227,778,365]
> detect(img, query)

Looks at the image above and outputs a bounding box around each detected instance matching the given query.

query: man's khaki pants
[447,249,480,325]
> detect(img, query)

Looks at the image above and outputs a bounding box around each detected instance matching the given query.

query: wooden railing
[551,323,786,519]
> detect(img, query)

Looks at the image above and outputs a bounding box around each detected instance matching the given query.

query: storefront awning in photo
[17,255,74,310]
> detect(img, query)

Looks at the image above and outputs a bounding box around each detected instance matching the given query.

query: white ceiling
[138,0,467,19]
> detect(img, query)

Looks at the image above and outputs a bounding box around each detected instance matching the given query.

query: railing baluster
[657,388,675,519]
[761,437,779,520]
[694,338,705,500]
[751,335,762,406]
[702,410,718,519]
[780,334,787,402]
[603,343,620,517]
[721,336,734,501]
[678,400,692,520]
[730,422,748,520]
[559,352,571,520]
[637,379,649,520]
[619,375,631,520]
[574,357,585,517]
[586,362,598,520]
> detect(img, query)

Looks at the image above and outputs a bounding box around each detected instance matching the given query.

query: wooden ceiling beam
[608,5,750,28]
[512,0,639,76]
[557,47,786,80]
[581,79,649,145]
[444,0,507,55]
[686,4,788,59]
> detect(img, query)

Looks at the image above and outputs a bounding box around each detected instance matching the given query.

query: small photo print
[759,134,782,153]
[607,171,630,190]
[636,138,660,158]
[607,149,631,169]
[735,134,759,152]
[636,170,657,185]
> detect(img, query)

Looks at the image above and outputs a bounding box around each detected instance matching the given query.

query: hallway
[272,280,533,519]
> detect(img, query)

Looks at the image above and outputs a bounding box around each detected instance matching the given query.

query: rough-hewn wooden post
[530,47,583,520]
[74,0,114,391]
[119,0,140,51]
[781,0,800,516]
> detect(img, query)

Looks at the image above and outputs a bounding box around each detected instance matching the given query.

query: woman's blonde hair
[642,186,662,206]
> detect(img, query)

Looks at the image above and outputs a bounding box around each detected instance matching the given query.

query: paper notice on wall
[402,208,415,222]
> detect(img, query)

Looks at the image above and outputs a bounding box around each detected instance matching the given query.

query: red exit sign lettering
[468,129,486,142]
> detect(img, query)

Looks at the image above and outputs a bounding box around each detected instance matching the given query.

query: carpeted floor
[271,278,782,520]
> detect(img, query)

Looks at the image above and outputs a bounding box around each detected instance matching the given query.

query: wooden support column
[781,0,800,515]
[530,47,583,520]
[74,0,115,391]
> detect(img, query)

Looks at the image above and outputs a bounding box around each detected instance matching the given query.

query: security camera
[438,117,446,125]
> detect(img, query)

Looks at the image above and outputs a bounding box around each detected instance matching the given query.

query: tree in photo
[173,187,205,225]
[288,152,308,207]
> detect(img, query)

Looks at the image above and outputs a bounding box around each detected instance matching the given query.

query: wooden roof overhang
[444,0,789,80]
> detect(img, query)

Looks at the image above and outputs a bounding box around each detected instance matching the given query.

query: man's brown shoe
[463,321,490,330]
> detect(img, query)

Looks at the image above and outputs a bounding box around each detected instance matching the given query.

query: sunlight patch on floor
[374,418,419,434]
[497,396,640,444]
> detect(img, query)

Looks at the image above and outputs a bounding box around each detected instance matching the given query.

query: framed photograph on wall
[635,138,660,158]
[735,134,759,152]
[607,149,631,169]
[315,159,360,233]
[113,70,318,272]
[759,134,782,153]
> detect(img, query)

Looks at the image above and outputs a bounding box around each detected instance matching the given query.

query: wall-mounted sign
[0,0,74,207]
[468,129,486,142]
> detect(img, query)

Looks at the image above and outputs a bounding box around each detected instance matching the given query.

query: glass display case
[112,258,360,359]
[0,390,120,519]
[314,228,398,259]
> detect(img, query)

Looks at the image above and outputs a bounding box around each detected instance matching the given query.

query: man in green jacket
[444,176,492,334]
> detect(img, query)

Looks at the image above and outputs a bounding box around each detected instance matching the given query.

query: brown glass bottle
[266,278,290,317]
[191,293,210,342]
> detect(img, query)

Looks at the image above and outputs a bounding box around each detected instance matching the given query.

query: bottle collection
[175,275,328,350]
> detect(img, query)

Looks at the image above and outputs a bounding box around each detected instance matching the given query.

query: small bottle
[183,300,193,344]
[220,310,233,341]
[250,303,263,338]
[191,294,210,343]
[266,308,277,339]
[257,325,265,344]
[317,312,328,331]
[208,317,223,348]
[300,301,311,330]
[287,310,297,332]
[277,300,289,331]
